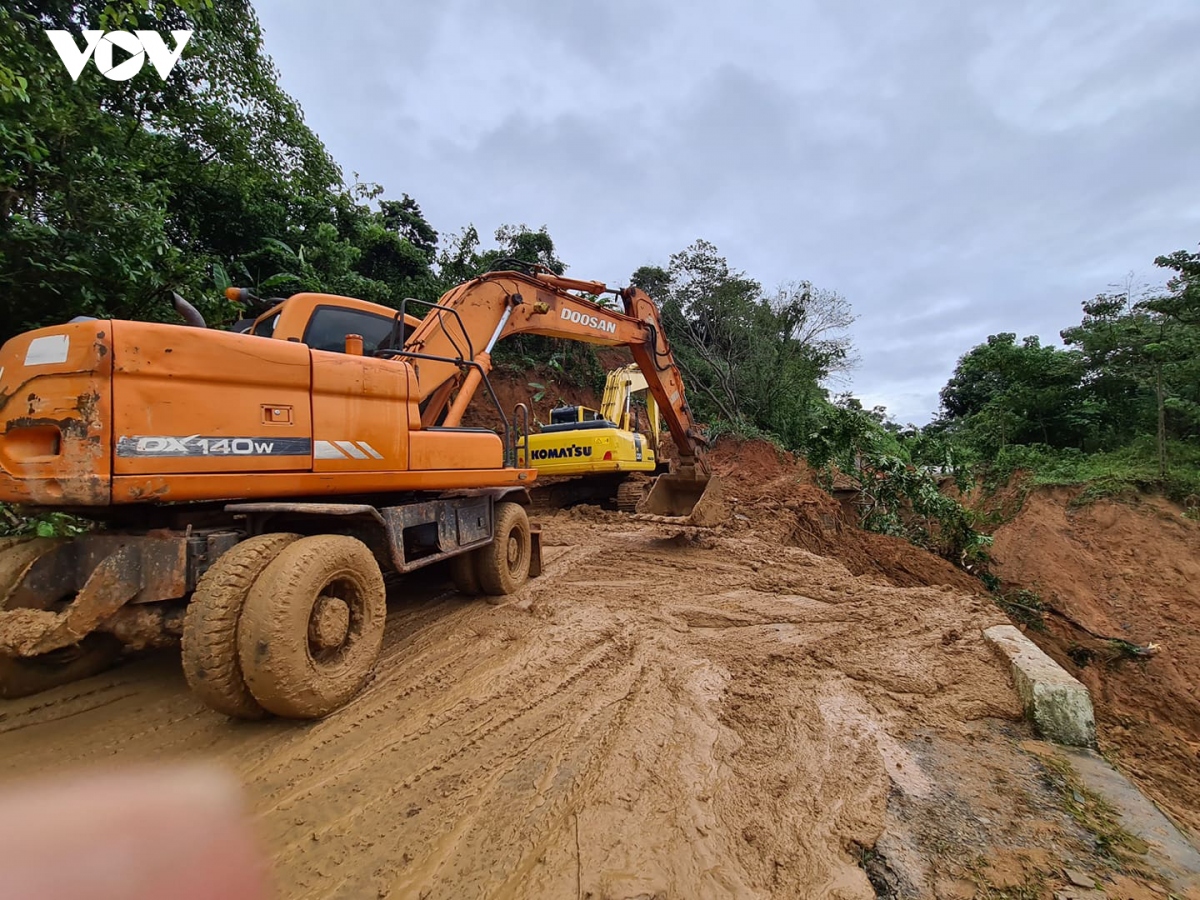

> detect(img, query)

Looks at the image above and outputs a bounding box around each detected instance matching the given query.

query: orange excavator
[0,265,723,717]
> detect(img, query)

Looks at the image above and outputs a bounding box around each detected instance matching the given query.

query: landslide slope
[987,485,1200,839]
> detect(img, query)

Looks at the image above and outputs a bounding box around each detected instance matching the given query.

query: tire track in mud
[258,613,652,897]
[259,625,632,823]
[248,546,618,790]
[0,515,1045,900]
[371,657,651,899]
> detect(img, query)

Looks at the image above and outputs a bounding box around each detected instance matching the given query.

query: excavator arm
[401,269,710,473]
[599,364,658,444]
[394,268,727,524]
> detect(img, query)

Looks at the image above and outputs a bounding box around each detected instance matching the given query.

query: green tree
[1061,285,1200,471]
[0,0,442,338]
[1148,244,1200,326]
[635,239,856,447]
[936,333,1089,453]
[929,245,1200,491]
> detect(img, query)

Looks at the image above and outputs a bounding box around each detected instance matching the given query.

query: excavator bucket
[636,471,728,527]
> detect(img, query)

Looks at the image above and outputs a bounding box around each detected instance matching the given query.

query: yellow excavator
[519,365,667,511]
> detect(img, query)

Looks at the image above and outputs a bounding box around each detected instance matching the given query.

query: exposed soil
[460,368,603,431]
[461,348,631,432]
[985,485,1200,841]
[0,441,1186,898]
[710,438,985,595]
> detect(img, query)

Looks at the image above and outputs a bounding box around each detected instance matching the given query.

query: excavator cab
[223,287,421,353]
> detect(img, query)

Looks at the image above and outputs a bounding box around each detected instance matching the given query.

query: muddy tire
[237,535,386,719]
[477,502,532,600]
[0,538,122,699]
[181,533,301,719]
[448,549,482,596]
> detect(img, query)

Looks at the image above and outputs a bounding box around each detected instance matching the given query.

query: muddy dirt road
[0,509,1180,899]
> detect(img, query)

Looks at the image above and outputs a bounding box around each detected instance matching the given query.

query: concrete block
[983,624,1096,747]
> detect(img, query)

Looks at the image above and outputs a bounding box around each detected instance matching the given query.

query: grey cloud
[254,0,1200,424]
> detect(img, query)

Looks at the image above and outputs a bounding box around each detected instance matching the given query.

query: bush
[977,439,1200,504]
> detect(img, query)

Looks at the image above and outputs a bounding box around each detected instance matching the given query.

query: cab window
[251,310,281,337]
[302,306,402,354]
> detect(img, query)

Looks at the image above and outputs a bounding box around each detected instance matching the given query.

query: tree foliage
[632,239,857,449]
[0,1,447,337]
[931,244,1200,483]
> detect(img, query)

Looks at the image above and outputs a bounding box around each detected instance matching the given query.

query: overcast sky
[253,0,1200,425]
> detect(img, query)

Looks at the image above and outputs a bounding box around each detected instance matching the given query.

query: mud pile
[987,486,1200,837]
[0,516,1079,899]
[460,349,631,431]
[708,438,984,595]
[460,369,603,431]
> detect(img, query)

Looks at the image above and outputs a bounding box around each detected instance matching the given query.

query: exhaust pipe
[171,292,207,328]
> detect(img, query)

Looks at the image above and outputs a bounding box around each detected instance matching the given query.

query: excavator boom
[398,268,725,524]
[599,364,658,441]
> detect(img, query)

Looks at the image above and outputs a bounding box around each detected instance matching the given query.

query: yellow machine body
[518,416,656,476]
[518,366,661,477]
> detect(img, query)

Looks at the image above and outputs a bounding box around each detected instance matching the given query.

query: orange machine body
[0,297,533,510]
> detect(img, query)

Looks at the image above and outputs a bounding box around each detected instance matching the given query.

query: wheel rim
[505,526,528,577]
[309,594,351,654]
[306,576,362,664]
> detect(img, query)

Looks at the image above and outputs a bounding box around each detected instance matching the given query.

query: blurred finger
[0,763,271,900]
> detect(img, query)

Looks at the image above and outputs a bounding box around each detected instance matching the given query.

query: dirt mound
[461,349,634,433]
[461,369,603,431]
[708,437,808,483]
[4,512,1179,898]
[989,486,1200,837]
[5,516,1134,899]
[709,438,984,596]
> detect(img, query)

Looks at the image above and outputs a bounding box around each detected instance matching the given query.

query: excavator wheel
[181,532,301,719]
[477,502,532,601]
[237,534,386,719]
[0,538,123,699]
[449,549,483,596]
